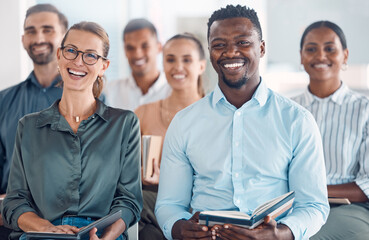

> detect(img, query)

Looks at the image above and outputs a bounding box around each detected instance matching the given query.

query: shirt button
[236,111,241,116]
[42,89,46,93]
[236,199,241,204]
[235,142,239,147]
[235,173,239,178]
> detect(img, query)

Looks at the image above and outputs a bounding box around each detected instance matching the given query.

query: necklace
[160,100,176,128]
[59,103,96,123]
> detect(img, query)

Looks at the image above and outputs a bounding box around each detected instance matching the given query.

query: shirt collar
[303,81,349,106]
[27,71,62,89]
[211,78,268,109]
[149,72,167,92]
[128,71,166,92]
[36,98,109,129]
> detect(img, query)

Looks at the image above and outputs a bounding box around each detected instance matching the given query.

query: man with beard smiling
[0,4,67,238]
[155,5,329,240]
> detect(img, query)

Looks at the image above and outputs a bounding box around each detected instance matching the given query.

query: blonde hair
[61,21,109,98]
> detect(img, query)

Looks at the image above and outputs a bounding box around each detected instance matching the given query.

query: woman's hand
[142,157,160,185]
[89,227,101,240]
[40,224,79,234]
[18,212,78,234]
[89,219,126,240]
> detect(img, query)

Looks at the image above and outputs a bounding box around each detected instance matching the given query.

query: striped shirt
[292,83,369,198]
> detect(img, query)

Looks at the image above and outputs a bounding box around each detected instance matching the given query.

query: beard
[27,43,55,65]
[219,70,248,89]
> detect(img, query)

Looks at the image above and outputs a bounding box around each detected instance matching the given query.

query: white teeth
[173,74,185,80]
[32,45,48,53]
[314,64,329,69]
[134,59,145,66]
[68,69,87,76]
[224,63,244,68]
[33,46,47,50]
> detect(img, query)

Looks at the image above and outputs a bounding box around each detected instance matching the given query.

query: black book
[25,210,121,240]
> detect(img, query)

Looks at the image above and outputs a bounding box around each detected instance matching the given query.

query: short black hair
[300,20,347,50]
[207,4,262,41]
[25,4,68,32]
[123,18,157,41]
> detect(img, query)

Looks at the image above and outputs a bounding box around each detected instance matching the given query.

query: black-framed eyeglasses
[60,46,107,65]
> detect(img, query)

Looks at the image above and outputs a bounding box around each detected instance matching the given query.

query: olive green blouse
[1,99,142,233]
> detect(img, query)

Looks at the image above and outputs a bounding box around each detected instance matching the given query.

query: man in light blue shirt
[155,5,329,240]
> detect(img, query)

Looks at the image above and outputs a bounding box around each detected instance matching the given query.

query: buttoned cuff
[10,207,37,231]
[162,212,192,240]
[278,218,307,240]
[112,207,136,229]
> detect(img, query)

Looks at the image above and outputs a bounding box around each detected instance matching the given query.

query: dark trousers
[139,189,166,240]
[311,202,369,240]
[0,225,12,240]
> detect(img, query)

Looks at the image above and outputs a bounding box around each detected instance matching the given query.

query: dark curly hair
[207,4,262,41]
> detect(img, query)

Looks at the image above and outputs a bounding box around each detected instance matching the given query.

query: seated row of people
[0,3,368,240]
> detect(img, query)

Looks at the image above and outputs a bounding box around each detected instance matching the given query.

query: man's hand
[213,216,294,240]
[172,212,212,239]
[142,158,160,185]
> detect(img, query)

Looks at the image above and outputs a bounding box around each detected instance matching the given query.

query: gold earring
[341,63,348,71]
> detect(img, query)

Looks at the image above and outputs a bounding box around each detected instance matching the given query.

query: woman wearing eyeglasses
[1,22,142,240]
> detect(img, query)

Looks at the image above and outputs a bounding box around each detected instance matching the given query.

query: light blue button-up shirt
[155,80,329,240]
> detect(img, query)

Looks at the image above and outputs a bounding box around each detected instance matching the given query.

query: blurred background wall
[1,0,368,96]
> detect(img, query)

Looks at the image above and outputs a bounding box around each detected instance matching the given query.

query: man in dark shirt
[0,4,68,237]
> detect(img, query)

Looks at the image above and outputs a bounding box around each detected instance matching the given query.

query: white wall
[0,0,34,91]
[2,0,367,94]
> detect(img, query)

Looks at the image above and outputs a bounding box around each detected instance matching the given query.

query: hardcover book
[199,191,295,229]
[25,210,121,240]
[328,197,351,205]
[142,135,162,179]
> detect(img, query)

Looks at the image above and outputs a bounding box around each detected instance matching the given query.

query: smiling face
[301,27,348,84]
[124,28,162,78]
[22,11,65,65]
[163,38,205,93]
[209,17,265,90]
[57,29,109,95]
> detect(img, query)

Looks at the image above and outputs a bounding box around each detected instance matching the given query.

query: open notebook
[25,210,121,240]
[199,191,295,229]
